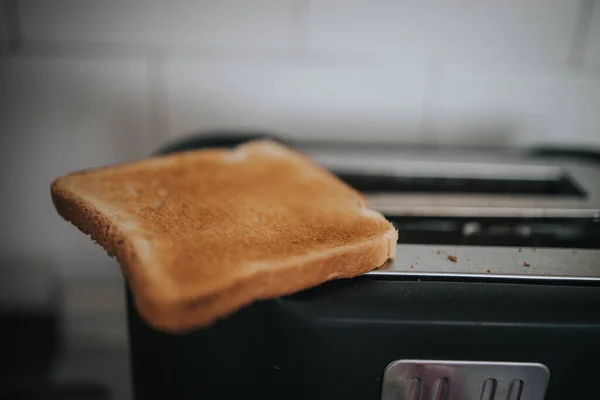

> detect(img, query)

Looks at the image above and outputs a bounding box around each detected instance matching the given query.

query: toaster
[126,133,600,400]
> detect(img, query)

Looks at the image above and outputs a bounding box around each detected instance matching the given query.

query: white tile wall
[436,64,600,147]
[19,0,294,50]
[0,57,150,273]
[166,61,428,141]
[308,0,579,63]
[584,1,600,66]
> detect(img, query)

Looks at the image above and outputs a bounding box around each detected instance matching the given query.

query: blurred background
[1,1,599,399]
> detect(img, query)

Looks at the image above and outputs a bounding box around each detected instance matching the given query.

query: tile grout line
[8,40,370,66]
[6,41,600,78]
[568,0,596,69]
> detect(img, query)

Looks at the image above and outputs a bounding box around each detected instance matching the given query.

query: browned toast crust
[51,140,397,332]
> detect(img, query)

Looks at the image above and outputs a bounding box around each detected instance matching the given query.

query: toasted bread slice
[51,140,397,332]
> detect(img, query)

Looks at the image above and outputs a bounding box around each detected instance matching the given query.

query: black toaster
[126,133,600,400]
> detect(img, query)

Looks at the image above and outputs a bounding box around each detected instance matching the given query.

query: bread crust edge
[134,227,397,332]
[51,168,398,333]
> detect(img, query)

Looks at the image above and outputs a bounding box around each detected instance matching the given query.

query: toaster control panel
[381,359,550,400]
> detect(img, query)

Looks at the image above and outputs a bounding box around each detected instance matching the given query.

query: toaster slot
[336,172,585,197]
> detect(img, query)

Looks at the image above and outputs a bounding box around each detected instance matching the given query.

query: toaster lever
[381,360,549,400]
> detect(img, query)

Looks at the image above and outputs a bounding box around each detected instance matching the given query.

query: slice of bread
[51,140,397,332]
